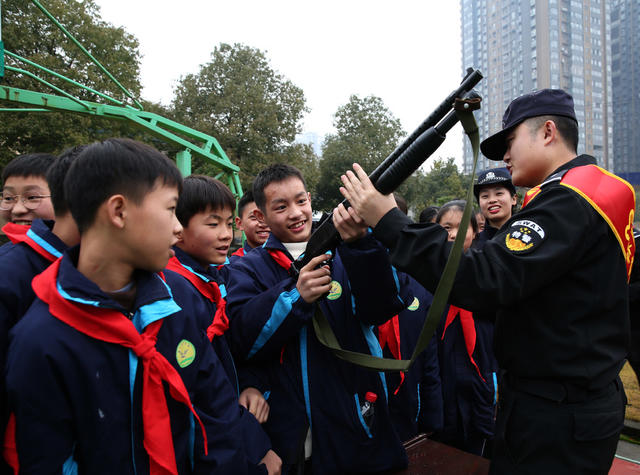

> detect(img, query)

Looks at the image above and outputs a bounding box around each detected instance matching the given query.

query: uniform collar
[262,233,293,259]
[57,246,172,313]
[29,219,67,256]
[172,246,211,278]
[547,154,597,179]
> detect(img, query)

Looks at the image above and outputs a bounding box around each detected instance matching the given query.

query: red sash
[30,261,208,475]
[521,185,542,208]
[521,165,636,280]
[165,257,229,340]
[441,306,485,382]
[231,247,245,258]
[2,223,58,262]
[560,165,636,280]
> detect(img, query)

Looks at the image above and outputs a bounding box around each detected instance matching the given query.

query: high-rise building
[611,0,640,184]
[460,0,612,175]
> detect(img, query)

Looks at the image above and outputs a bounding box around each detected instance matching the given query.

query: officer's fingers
[352,163,373,188]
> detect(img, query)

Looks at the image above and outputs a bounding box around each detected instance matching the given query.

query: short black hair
[47,145,87,217]
[527,115,579,153]
[65,138,183,234]
[176,175,236,227]
[253,164,306,212]
[436,200,479,234]
[393,193,408,215]
[419,206,439,223]
[237,189,256,218]
[2,153,57,184]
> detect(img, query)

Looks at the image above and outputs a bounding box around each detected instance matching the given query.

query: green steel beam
[0,85,240,174]
[30,0,143,110]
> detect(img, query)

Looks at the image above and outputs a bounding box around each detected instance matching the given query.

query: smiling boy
[5,139,261,474]
[225,164,409,474]
[231,190,270,261]
[167,174,281,473]
[1,153,56,229]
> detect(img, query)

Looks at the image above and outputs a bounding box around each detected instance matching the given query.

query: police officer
[339,89,634,474]
[473,167,517,246]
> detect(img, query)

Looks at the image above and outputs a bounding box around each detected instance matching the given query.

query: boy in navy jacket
[166,174,279,472]
[225,164,409,474]
[5,139,264,474]
[230,190,270,263]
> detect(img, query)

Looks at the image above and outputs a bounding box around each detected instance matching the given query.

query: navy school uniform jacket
[5,248,265,474]
[435,303,498,446]
[0,219,66,366]
[225,233,409,474]
[0,218,67,470]
[164,247,272,464]
[380,275,443,442]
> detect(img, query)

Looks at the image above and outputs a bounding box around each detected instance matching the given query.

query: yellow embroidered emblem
[327,281,342,300]
[408,297,420,311]
[176,339,196,368]
[505,227,534,252]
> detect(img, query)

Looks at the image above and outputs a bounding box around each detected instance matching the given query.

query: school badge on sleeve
[327,281,342,300]
[505,220,545,253]
[176,339,196,368]
[408,297,420,311]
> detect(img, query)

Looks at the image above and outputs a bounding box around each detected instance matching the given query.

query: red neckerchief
[378,316,405,394]
[31,260,208,475]
[267,248,294,273]
[165,256,229,341]
[231,247,245,258]
[2,223,57,262]
[3,413,18,473]
[441,305,485,382]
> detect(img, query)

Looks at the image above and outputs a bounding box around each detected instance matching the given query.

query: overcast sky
[95,0,466,164]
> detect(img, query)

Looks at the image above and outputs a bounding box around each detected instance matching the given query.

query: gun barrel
[368,68,483,185]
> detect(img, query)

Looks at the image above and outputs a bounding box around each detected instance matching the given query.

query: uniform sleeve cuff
[372,208,414,249]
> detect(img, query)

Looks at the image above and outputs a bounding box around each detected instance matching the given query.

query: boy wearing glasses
[0,153,56,229]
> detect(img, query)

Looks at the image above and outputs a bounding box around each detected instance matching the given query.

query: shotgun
[291,68,483,276]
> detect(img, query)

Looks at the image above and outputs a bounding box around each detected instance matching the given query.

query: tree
[171,43,309,188]
[397,158,473,214]
[315,95,405,210]
[0,0,145,166]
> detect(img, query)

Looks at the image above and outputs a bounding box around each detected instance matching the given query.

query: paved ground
[613,420,640,473]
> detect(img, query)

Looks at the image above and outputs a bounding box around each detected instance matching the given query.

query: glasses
[0,193,51,211]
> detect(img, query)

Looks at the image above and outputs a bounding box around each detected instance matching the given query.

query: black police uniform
[371,154,628,474]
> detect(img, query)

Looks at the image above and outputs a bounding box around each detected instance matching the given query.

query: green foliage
[0,0,145,166]
[171,43,311,189]
[397,158,473,214]
[315,95,405,210]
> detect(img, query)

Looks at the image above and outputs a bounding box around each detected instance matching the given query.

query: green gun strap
[311,104,482,371]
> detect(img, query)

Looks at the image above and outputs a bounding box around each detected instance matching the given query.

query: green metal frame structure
[0,0,242,197]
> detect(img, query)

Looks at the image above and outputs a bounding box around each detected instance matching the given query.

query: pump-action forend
[291,68,484,277]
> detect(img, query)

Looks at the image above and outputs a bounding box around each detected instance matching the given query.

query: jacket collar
[57,246,172,313]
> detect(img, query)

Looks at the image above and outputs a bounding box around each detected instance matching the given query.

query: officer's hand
[260,449,282,475]
[340,163,397,228]
[296,254,332,303]
[333,203,367,243]
[238,387,270,423]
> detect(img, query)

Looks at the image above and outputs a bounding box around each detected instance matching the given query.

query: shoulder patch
[327,281,342,300]
[408,297,420,311]
[504,220,545,253]
[176,339,196,368]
